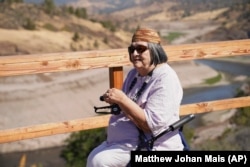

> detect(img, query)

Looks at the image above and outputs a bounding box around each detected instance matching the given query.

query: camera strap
[127,75,151,102]
[128,72,190,151]
[125,73,155,151]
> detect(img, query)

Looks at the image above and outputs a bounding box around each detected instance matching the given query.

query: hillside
[197,4,250,42]
[68,0,250,45]
[0,2,132,56]
[1,0,249,56]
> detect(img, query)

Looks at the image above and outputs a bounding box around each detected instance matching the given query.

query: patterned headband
[132,27,161,44]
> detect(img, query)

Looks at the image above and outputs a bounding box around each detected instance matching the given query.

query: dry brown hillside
[199,3,250,42]
[0,3,132,56]
[1,1,249,56]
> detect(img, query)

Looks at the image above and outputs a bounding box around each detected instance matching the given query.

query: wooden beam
[0,40,249,77]
[109,67,123,89]
[0,115,111,144]
[179,96,250,115]
[0,96,249,143]
[165,39,250,62]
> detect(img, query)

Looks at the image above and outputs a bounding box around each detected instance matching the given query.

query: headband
[132,27,161,44]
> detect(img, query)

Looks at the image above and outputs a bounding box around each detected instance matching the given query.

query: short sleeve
[144,71,183,136]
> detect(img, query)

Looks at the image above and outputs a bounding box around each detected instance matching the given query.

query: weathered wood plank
[1,96,249,143]
[180,96,250,115]
[0,40,249,76]
[0,49,130,76]
[0,115,111,143]
[165,39,250,61]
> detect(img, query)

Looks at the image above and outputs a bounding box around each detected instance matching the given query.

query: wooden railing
[0,39,250,143]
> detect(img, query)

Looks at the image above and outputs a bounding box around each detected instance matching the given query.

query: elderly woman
[87,27,184,167]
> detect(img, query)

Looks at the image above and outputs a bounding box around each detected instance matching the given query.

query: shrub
[43,23,57,31]
[72,32,80,42]
[93,40,99,48]
[42,0,55,15]
[103,36,108,44]
[61,128,106,167]
[182,125,195,146]
[23,18,36,30]
[230,82,250,126]
[231,106,250,126]
[100,20,116,32]
[75,7,87,19]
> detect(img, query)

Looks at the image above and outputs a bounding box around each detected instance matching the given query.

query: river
[182,58,250,104]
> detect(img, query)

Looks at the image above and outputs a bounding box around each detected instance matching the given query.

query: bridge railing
[0,39,250,143]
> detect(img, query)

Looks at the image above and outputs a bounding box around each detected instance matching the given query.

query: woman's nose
[131,49,139,55]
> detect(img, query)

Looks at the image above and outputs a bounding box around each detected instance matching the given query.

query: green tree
[100,20,116,32]
[103,36,108,44]
[75,7,87,19]
[67,6,75,15]
[230,82,250,126]
[232,107,250,126]
[61,128,106,167]
[72,32,80,42]
[23,18,36,30]
[42,0,55,15]
[93,40,99,48]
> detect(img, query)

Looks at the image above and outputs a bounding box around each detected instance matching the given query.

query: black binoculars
[94,96,121,115]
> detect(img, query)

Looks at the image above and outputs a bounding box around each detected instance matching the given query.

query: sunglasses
[128,45,148,54]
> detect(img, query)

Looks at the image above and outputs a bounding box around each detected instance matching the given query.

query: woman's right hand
[103,88,127,105]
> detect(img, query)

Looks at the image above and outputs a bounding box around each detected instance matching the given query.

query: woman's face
[128,41,155,76]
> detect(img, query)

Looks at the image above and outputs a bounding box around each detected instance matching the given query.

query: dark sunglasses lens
[128,46,134,53]
[128,45,147,54]
[137,45,147,53]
